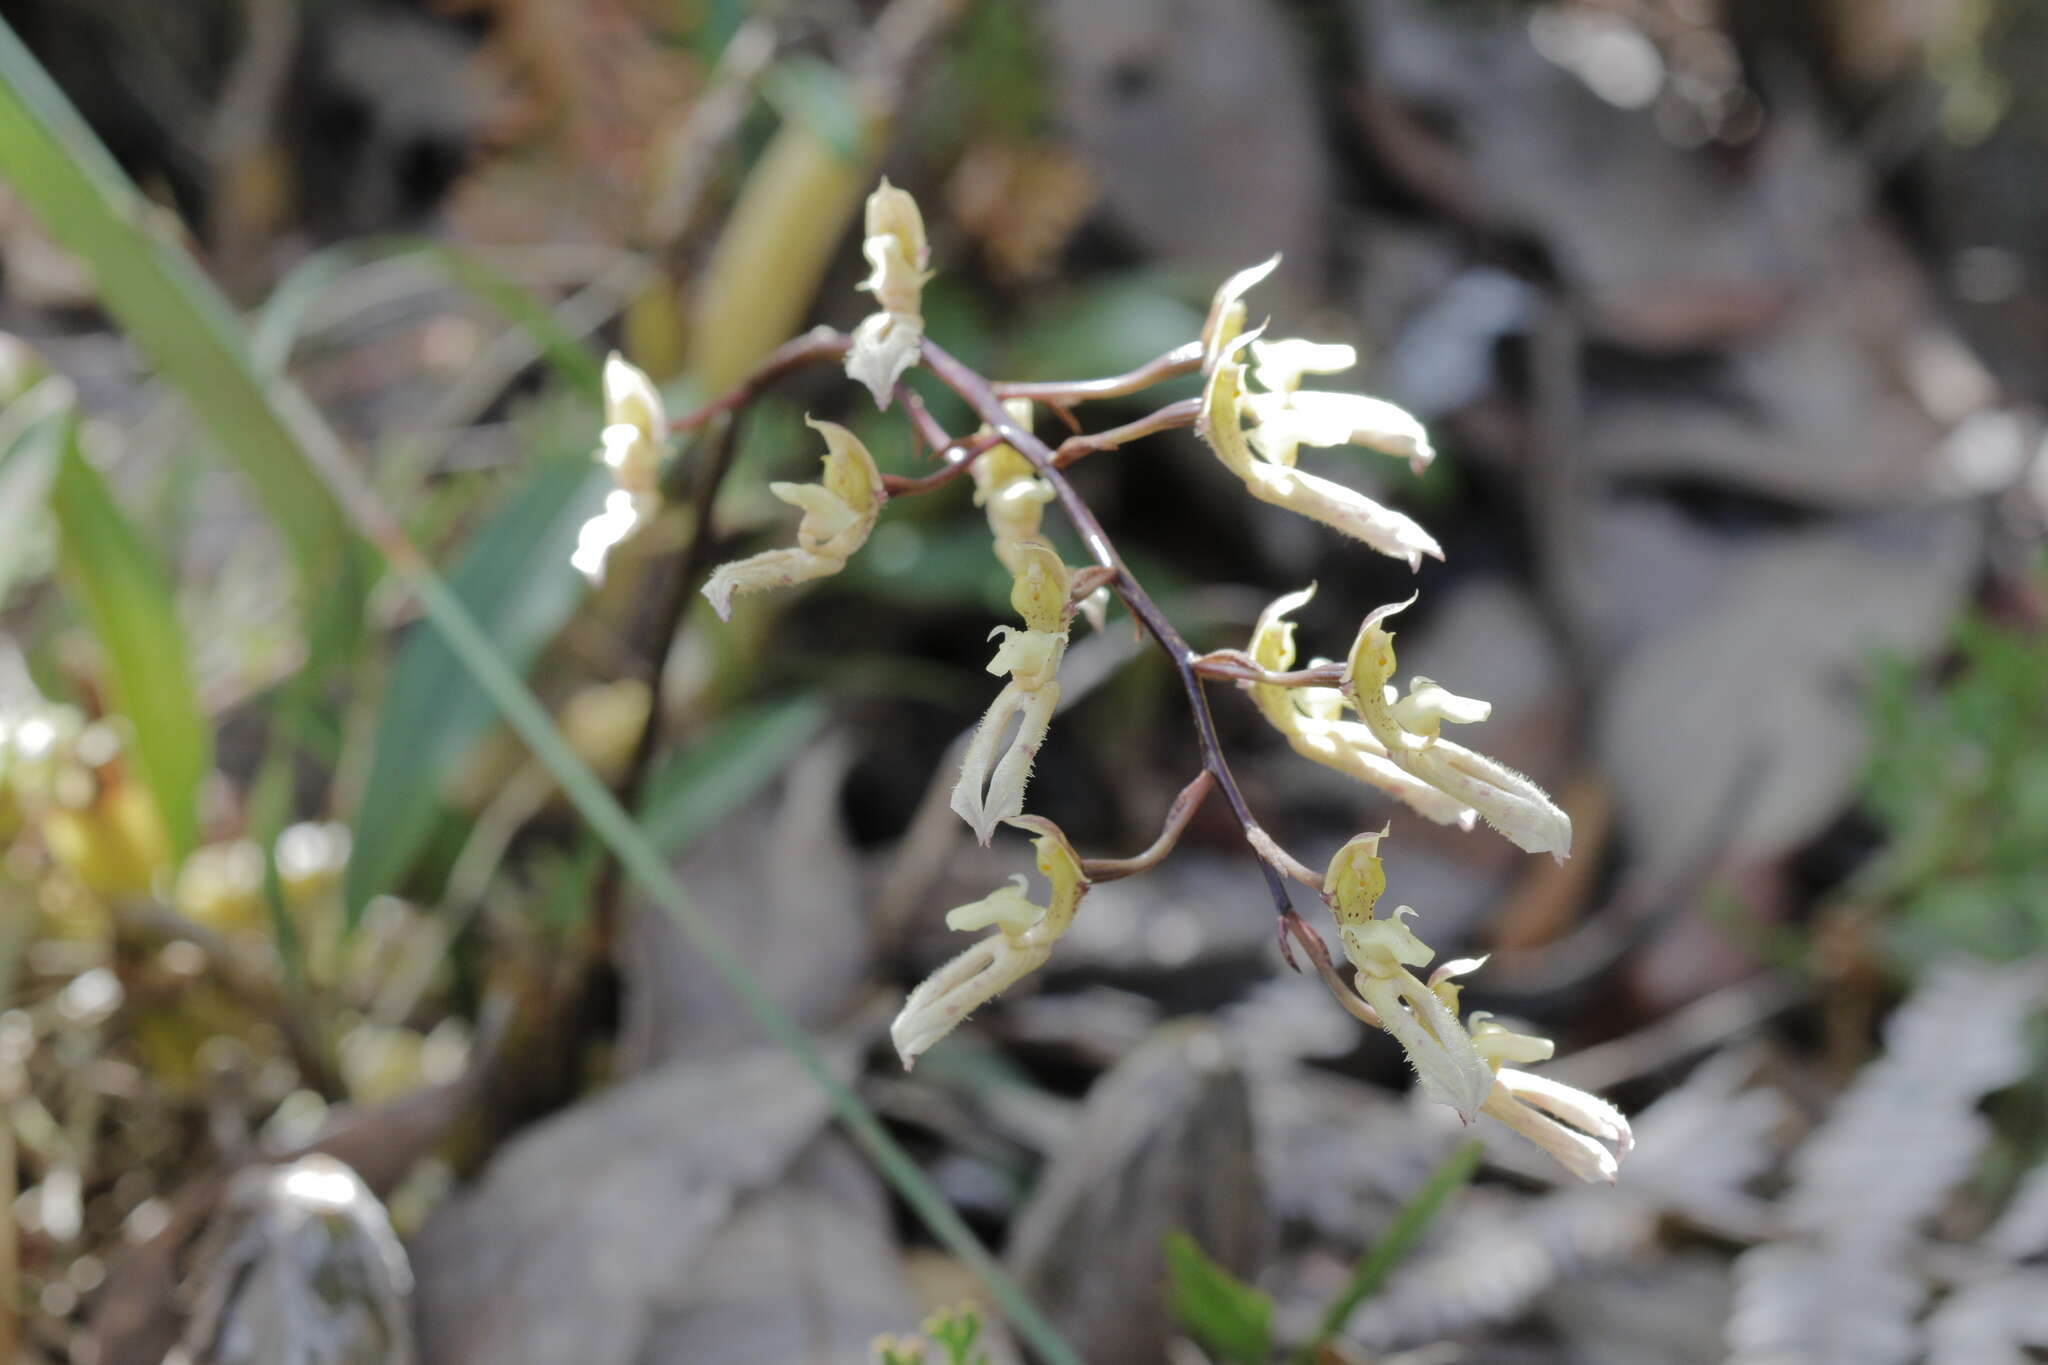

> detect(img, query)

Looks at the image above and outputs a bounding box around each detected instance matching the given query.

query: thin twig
[1081,771,1214,880]
[993,340,1202,403]
[881,430,1004,496]
[1191,650,1345,689]
[1050,396,1199,468]
[668,326,850,431]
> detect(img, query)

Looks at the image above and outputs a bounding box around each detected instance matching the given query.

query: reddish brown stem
[1283,913,1384,1028]
[1051,397,1200,469]
[1081,771,1215,881]
[668,326,851,432]
[1191,651,1346,689]
[993,341,1203,404]
[880,430,1005,496]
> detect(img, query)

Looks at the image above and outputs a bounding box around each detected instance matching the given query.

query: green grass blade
[0,16,363,646]
[639,696,829,851]
[1297,1137,1484,1362]
[1163,1231,1274,1365]
[343,458,606,918]
[253,238,604,396]
[0,387,65,609]
[48,415,210,858]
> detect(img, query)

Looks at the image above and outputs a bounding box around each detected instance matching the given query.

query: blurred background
[2,0,2047,1361]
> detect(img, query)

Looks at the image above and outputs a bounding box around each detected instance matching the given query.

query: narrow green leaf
[0,392,64,608]
[640,697,829,853]
[0,17,363,651]
[252,238,603,397]
[47,421,210,858]
[1164,1231,1275,1365]
[1297,1138,1484,1362]
[343,459,606,916]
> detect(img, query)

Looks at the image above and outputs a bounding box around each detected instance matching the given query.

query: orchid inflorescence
[591,180,1631,1182]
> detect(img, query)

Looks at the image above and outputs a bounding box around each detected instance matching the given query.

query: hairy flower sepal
[1342,596,1572,859]
[891,817,1088,1067]
[950,544,1072,844]
[846,178,933,408]
[702,417,885,619]
[1199,335,1442,570]
[1244,586,1476,828]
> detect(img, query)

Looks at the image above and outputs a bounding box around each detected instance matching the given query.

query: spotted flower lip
[1342,595,1573,859]
[701,416,886,619]
[845,178,933,408]
[891,816,1088,1067]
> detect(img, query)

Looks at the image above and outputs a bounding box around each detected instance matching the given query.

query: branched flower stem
[660,329,1333,950]
[919,338,1305,927]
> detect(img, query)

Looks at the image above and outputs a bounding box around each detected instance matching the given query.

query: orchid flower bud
[1342,597,1572,859]
[702,417,885,619]
[891,817,1088,1066]
[846,179,934,408]
[950,545,1073,843]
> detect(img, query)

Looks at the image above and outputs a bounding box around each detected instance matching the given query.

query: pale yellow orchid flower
[891,817,1088,1066]
[701,417,885,619]
[950,544,1072,844]
[1343,596,1572,859]
[1199,337,1443,569]
[1245,586,1476,828]
[597,352,668,495]
[1324,834,1631,1180]
[846,178,934,408]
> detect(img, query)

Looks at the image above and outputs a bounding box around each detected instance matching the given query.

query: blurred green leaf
[253,238,603,397]
[344,459,607,917]
[0,391,64,609]
[0,17,364,655]
[1164,1230,1274,1365]
[760,56,866,165]
[640,696,829,852]
[1001,274,1206,386]
[48,417,210,859]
